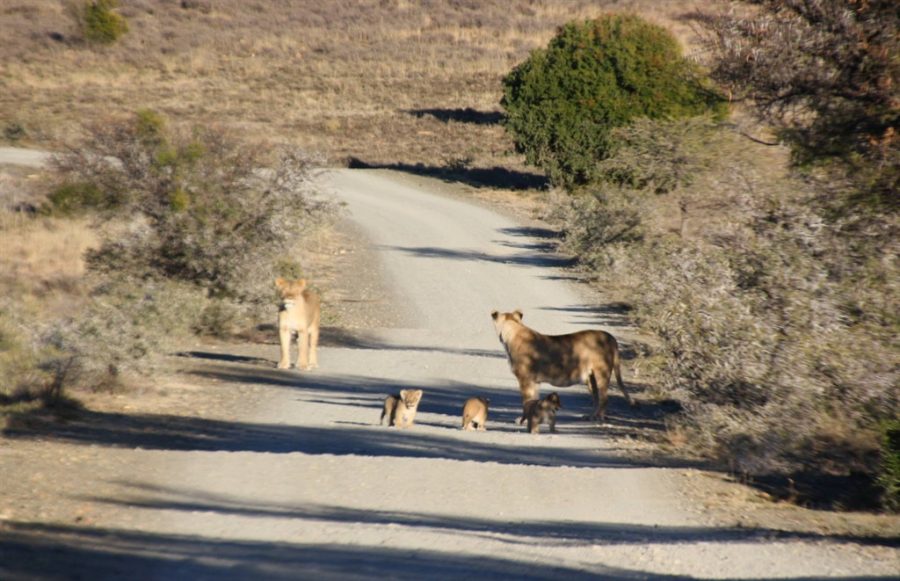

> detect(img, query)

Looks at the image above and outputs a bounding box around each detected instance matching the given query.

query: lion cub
[380,389,424,429]
[519,392,562,434]
[461,397,490,431]
[275,277,321,370]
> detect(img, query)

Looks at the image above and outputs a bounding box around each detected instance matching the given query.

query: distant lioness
[519,392,561,434]
[380,389,424,429]
[491,310,635,421]
[275,277,321,370]
[461,397,490,431]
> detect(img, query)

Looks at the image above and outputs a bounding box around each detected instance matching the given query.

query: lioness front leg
[308,323,320,369]
[298,327,311,370]
[518,379,539,405]
[277,326,294,369]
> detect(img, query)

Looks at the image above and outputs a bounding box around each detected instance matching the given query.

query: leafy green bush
[501,14,725,189]
[46,182,108,215]
[78,0,128,45]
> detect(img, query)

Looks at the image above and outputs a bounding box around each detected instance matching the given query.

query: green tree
[501,14,725,189]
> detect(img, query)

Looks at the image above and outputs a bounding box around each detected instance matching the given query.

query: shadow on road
[65,484,900,550]
[4,355,682,470]
[383,245,575,268]
[1,520,743,581]
[347,157,549,191]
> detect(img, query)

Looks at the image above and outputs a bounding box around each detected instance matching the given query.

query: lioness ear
[490,310,499,320]
[513,309,523,321]
[275,277,286,289]
[296,278,307,289]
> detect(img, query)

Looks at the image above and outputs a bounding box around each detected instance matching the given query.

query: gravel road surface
[1,164,897,579]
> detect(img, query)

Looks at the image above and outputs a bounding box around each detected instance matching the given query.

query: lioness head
[491,309,523,333]
[399,389,423,408]
[275,277,308,301]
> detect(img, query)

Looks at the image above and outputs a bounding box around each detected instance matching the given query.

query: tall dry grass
[1,0,712,178]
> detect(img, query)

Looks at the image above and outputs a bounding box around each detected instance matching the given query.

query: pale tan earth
[1,160,898,579]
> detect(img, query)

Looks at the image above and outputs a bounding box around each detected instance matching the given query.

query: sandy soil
[1,167,898,579]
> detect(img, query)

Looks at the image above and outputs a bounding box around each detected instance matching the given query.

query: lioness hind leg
[588,369,609,421]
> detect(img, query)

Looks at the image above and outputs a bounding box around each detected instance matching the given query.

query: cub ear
[513,309,523,321]
[490,310,499,320]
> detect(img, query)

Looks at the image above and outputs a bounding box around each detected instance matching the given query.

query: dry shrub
[551,118,899,485]
[52,110,335,307]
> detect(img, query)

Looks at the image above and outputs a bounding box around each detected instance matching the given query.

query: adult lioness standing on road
[276,278,321,370]
[491,310,635,421]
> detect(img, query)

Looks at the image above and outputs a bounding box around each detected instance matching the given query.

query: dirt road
[1,165,897,579]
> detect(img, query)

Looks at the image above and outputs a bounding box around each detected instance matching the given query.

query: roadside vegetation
[518,3,898,509]
[1,0,895,511]
[1,110,334,426]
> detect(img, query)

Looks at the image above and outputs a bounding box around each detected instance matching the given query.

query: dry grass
[0,0,712,180]
[0,167,96,319]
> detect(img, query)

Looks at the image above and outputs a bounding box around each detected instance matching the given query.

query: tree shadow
[316,327,506,359]
[176,351,271,365]
[538,303,635,329]
[347,157,549,191]
[383,245,575,268]
[3,365,684,470]
[405,107,504,125]
[6,520,830,581]
[66,483,900,549]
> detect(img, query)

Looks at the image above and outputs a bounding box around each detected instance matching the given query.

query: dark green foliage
[880,419,900,512]
[79,0,128,45]
[501,14,725,189]
[3,122,26,143]
[46,182,110,215]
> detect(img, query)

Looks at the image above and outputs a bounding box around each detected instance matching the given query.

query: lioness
[275,277,321,370]
[519,392,561,434]
[380,389,424,429]
[461,396,490,431]
[491,310,635,421]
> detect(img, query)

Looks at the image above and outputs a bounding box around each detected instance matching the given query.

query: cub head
[399,389,423,408]
[544,392,562,411]
[275,277,307,300]
[490,309,524,334]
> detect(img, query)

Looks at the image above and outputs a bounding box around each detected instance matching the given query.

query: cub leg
[278,326,294,369]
